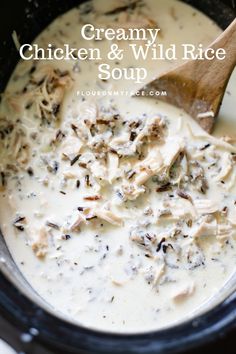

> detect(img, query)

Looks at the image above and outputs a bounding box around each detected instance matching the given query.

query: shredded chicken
[134,149,163,186]
[107,152,119,183]
[161,137,184,170]
[191,219,217,238]
[69,212,87,231]
[5,66,73,123]
[94,208,123,226]
[215,152,233,181]
[152,263,165,287]
[216,224,234,244]
[31,228,48,258]
[172,282,195,302]
[134,116,166,144]
[194,199,219,215]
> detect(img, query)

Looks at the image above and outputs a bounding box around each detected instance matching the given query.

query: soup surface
[0,340,16,354]
[0,0,236,333]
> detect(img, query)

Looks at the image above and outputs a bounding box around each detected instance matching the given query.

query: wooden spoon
[138,19,236,133]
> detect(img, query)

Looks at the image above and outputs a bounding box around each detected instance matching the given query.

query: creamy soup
[0,340,16,354]
[0,0,236,333]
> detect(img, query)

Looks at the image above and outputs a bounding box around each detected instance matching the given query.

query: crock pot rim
[0,271,236,354]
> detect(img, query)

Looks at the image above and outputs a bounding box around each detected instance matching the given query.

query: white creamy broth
[0,0,236,333]
[0,340,16,354]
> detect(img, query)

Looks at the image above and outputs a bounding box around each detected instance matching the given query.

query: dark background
[0,0,236,90]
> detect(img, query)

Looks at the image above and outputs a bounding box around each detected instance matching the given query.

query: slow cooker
[0,1,236,353]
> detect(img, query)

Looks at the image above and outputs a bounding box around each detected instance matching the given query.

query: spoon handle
[211,18,236,73]
[181,18,236,124]
[137,19,236,133]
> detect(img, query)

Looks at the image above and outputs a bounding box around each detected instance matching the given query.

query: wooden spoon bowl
[138,19,236,133]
